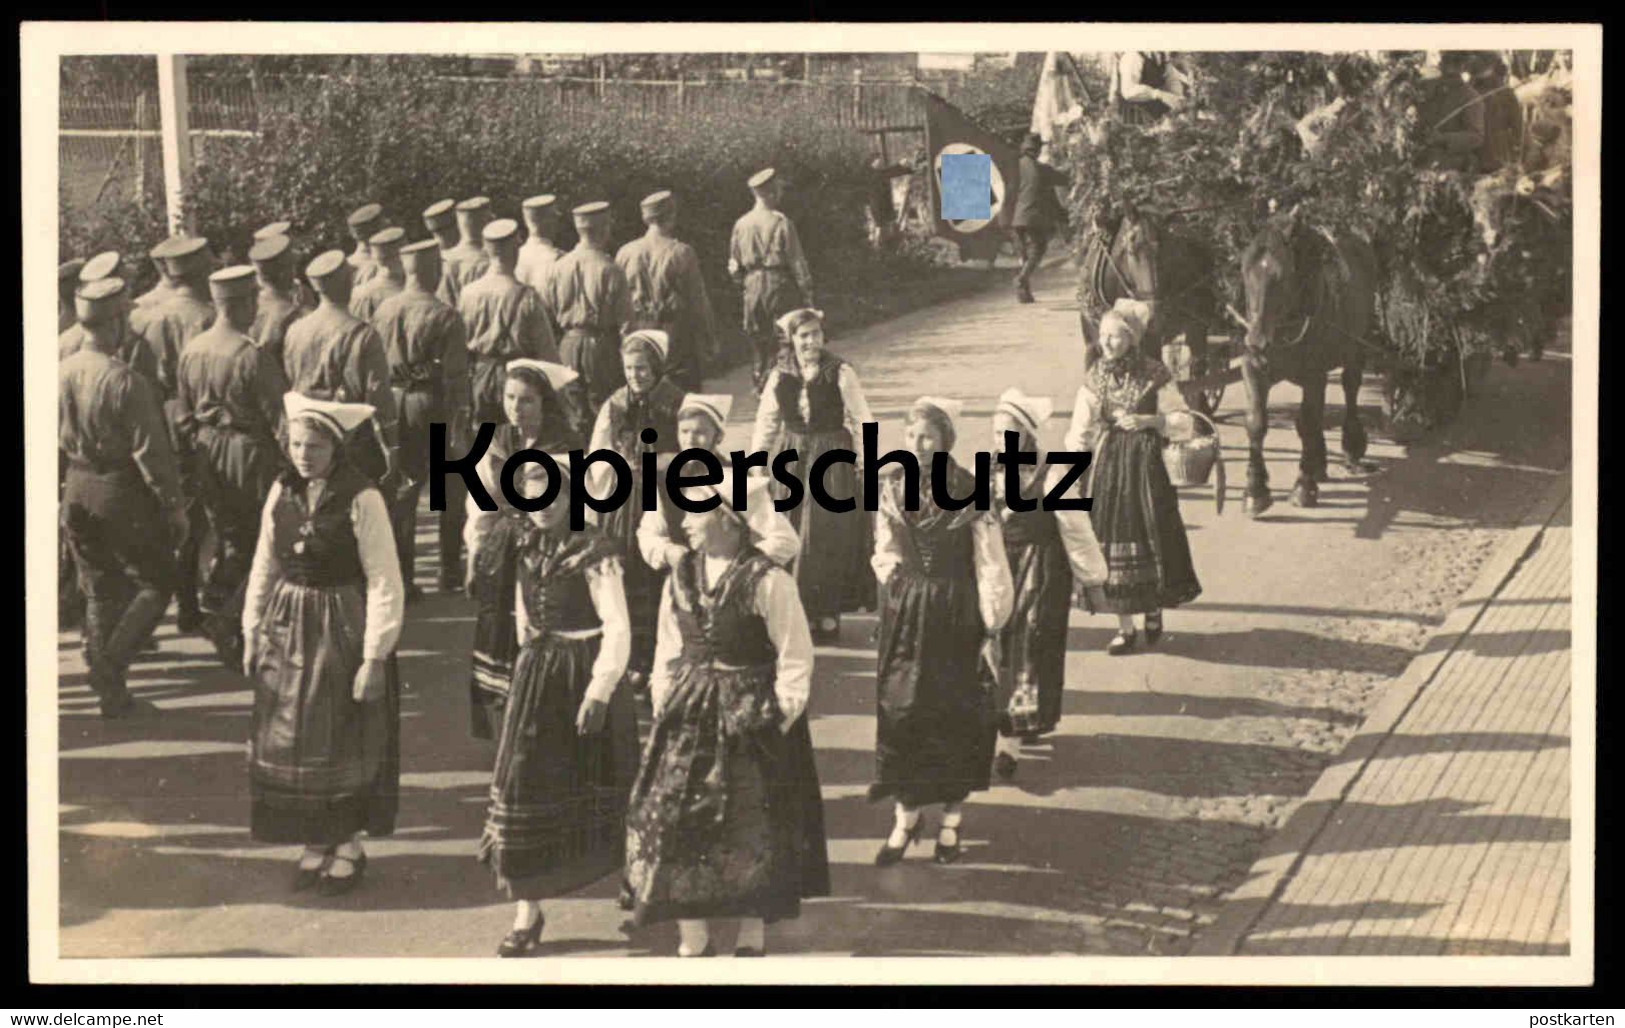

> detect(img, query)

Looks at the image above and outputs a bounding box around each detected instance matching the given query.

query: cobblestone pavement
[53,263,1574,960]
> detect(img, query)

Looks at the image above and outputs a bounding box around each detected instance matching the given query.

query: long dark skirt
[468,516,523,740]
[600,481,664,677]
[1075,428,1202,615]
[625,664,829,926]
[871,569,996,807]
[249,580,400,845]
[992,531,1072,739]
[777,426,876,621]
[478,633,641,900]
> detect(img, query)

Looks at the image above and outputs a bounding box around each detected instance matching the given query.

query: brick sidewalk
[1192,478,1574,957]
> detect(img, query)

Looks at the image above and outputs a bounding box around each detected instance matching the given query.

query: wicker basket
[1163,410,1226,513]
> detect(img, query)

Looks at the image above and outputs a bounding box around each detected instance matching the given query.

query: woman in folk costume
[478,459,642,957]
[1063,299,1201,654]
[588,329,685,692]
[625,469,829,957]
[241,393,405,895]
[637,392,800,575]
[750,307,875,643]
[870,397,1014,866]
[464,359,586,739]
[985,388,1110,781]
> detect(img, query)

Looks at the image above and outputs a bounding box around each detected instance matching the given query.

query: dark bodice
[1087,354,1170,421]
[996,470,1061,550]
[605,379,684,456]
[272,464,369,587]
[516,527,615,636]
[888,462,981,580]
[772,354,849,435]
[671,550,778,667]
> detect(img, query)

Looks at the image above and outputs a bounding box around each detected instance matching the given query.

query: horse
[1078,204,1225,411]
[1234,206,1376,517]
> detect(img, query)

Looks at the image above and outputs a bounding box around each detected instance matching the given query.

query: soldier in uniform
[541,201,633,411]
[282,250,401,487]
[174,265,288,670]
[345,203,387,290]
[131,234,217,635]
[1012,132,1070,305]
[728,168,814,390]
[60,277,187,718]
[350,226,407,324]
[247,234,309,371]
[616,190,719,393]
[373,239,470,599]
[438,196,494,311]
[59,253,120,632]
[253,220,319,309]
[460,218,559,428]
[59,259,87,334]
[515,194,565,297]
[60,251,121,360]
[131,239,180,315]
[423,198,460,255]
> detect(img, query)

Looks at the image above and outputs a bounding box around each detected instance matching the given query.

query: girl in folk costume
[637,392,800,575]
[241,393,405,895]
[1063,299,1202,654]
[870,398,1014,866]
[625,470,830,957]
[985,388,1110,781]
[588,329,685,692]
[464,359,586,739]
[750,307,875,643]
[478,459,642,957]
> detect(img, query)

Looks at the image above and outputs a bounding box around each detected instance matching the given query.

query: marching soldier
[729,168,813,389]
[423,198,460,255]
[459,217,558,426]
[345,202,387,290]
[60,276,187,718]
[515,194,565,296]
[282,250,401,486]
[247,233,309,371]
[174,265,288,670]
[373,239,470,598]
[350,226,407,323]
[438,196,493,310]
[540,201,632,411]
[616,189,719,393]
[59,259,87,334]
[60,251,121,360]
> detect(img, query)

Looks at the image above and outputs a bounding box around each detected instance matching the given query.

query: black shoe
[617,879,636,912]
[318,850,366,896]
[175,609,204,635]
[438,569,463,594]
[734,946,766,957]
[933,825,964,865]
[498,912,545,957]
[993,751,1018,780]
[1016,287,1035,304]
[874,820,923,867]
[404,585,425,606]
[100,696,160,720]
[292,852,330,892]
[1108,629,1138,656]
[1144,612,1164,646]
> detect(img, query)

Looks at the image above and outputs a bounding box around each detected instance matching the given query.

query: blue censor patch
[941,152,993,221]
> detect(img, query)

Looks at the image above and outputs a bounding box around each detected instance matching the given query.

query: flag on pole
[922,90,1021,263]
[1031,51,1087,161]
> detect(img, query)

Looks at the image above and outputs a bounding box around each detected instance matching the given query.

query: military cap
[74,277,127,324]
[152,235,210,262]
[59,259,87,285]
[640,190,675,217]
[305,249,349,285]
[522,194,558,213]
[571,201,611,225]
[747,167,777,189]
[400,239,440,267]
[208,264,259,300]
[81,251,122,282]
[456,196,492,213]
[346,203,384,230]
[253,221,292,241]
[482,218,520,244]
[248,234,293,265]
[369,225,407,252]
[422,199,457,229]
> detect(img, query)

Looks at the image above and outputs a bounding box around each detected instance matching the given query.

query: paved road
[55,262,1573,960]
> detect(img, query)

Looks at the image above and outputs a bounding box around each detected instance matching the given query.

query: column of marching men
[57,165,1205,957]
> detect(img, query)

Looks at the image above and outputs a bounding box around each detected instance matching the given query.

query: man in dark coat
[1011,132,1070,304]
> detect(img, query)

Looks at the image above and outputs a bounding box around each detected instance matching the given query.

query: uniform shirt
[371,286,470,396]
[129,285,215,399]
[58,347,183,508]
[349,273,405,325]
[540,242,633,335]
[347,244,381,291]
[459,269,559,364]
[132,280,173,312]
[436,243,491,310]
[281,304,400,446]
[515,237,564,297]
[174,321,288,447]
[750,356,874,457]
[728,205,813,298]
[250,287,309,372]
[241,477,405,660]
[647,556,815,724]
[59,324,86,361]
[1011,153,1069,230]
[513,550,631,704]
[615,231,718,346]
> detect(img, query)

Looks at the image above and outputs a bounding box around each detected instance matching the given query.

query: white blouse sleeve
[587,400,617,497]
[750,370,785,455]
[869,485,904,585]
[637,502,688,573]
[352,487,406,660]
[463,449,503,570]
[1046,462,1109,587]
[756,567,814,727]
[647,580,680,715]
[1156,381,1196,442]
[971,514,1015,632]
[837,363,874,451]
[584,558,632,703]
[1063,384,1099,452]
[750,506,802,568]
[240,481,283,641]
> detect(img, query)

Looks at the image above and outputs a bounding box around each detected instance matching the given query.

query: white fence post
[156,54,194,235]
